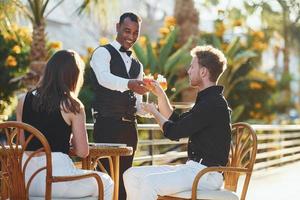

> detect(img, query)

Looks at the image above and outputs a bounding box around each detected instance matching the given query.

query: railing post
[149,129,154,165]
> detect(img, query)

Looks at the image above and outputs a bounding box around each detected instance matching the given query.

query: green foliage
[0,25,31,115]
[133,27,193,101]
[200,25,277,122]
[78,64,94,123]
[244,0,300,100]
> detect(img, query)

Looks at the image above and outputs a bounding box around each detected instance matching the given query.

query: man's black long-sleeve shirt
[162,86,231,167]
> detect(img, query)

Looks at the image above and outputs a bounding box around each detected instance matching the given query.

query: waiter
[90,12,148,200]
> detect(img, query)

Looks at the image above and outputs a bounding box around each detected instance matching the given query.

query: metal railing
[86,123,300,170]
[86,103,300,170]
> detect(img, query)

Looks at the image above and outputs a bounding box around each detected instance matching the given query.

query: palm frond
[146,36,158,74]
[133,43,147,67]
[158,28,178,70]
[225,37,240,59]
[164,36,193,75]
[169,77,190,101]
[45,0,64,18]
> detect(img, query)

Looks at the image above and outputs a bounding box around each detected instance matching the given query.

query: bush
[0,25,31,115]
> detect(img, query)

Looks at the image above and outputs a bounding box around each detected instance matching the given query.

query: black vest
[90,44,141,119]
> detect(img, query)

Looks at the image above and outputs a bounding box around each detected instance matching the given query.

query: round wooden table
[81,145,133,200]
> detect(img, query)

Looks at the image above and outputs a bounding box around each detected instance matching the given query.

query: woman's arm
[16,94,25,144]
[69,107,89,158]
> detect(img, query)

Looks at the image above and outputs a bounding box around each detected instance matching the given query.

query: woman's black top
[22,91,72,154]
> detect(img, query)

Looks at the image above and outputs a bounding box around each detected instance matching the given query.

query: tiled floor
[238,161,300,200]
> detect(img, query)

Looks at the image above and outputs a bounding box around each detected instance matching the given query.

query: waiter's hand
[128,79,149,95]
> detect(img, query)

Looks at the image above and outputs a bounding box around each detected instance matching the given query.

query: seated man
[123,45,232,200]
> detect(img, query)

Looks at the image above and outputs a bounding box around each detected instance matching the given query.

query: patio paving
[240,161,300,200]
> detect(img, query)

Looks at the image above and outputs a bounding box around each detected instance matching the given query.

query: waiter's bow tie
[119,46,132,56]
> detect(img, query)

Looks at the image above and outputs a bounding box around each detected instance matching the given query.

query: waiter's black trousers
[93,116,138,200]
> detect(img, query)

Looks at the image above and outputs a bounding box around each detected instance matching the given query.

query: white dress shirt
[90,40,144,115]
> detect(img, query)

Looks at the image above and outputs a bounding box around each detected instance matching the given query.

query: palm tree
[0,0,64,88]
[76,0,118,36]
[173,0,199,45]
[14,0,64,76]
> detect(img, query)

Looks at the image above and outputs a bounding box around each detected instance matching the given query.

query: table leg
[82,155,92,170]
[112,156,120,200]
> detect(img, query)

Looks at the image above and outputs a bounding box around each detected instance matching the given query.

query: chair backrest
[224,122,257,200]
[0,121,53,200]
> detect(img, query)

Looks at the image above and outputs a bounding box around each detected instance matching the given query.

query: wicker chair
[0,121,104,200]
[157,122,257,200]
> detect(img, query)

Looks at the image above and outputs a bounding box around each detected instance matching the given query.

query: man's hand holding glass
[141,74,169,118]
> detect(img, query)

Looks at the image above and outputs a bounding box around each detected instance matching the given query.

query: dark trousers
[93,116,138,200]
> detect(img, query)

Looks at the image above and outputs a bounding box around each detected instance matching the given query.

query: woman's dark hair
[33,50,84,114]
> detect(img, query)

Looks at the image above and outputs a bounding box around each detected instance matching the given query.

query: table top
[88,145,133,157]
[69,143,133,157]
[0,144,134,158]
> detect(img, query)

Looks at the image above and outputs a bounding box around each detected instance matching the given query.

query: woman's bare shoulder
[73,97,85,109]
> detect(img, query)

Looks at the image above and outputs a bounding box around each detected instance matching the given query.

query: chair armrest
[191,166,248,200]
[52,173,104,200]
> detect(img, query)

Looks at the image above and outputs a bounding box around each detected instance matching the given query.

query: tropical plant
[244,0,300,98]
[0,25,31,116]
[199,17,277,122]
[133,17,194,101]
[76,0,118,36]
[0,0,64,79]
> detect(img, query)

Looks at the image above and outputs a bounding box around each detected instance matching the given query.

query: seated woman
[16,50,113,199]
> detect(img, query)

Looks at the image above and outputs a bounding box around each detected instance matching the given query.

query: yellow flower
[3,33,16,41]
[267,78,276,87]
[9,24,18,32]
[87,47,94,54]
[99,37,109,45]
[221,43,228,50]
[164,16,176,28]
[139,36,147,47]
[12,45,21,54]
[151,42,157,49]
[261,43,268,50]
[158,39,167,46]
[232,19,242,27]
[49,41,62,49]
[252,42,268,51]
[20,28,32,42]
[5,55,17,67]
[249,82,262,90]
[255,103,262,109]
[253,31,264,39]
[19,27,30,37]
[215,22,225,37]
[159,27,170,36]
[254,113,261,119]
